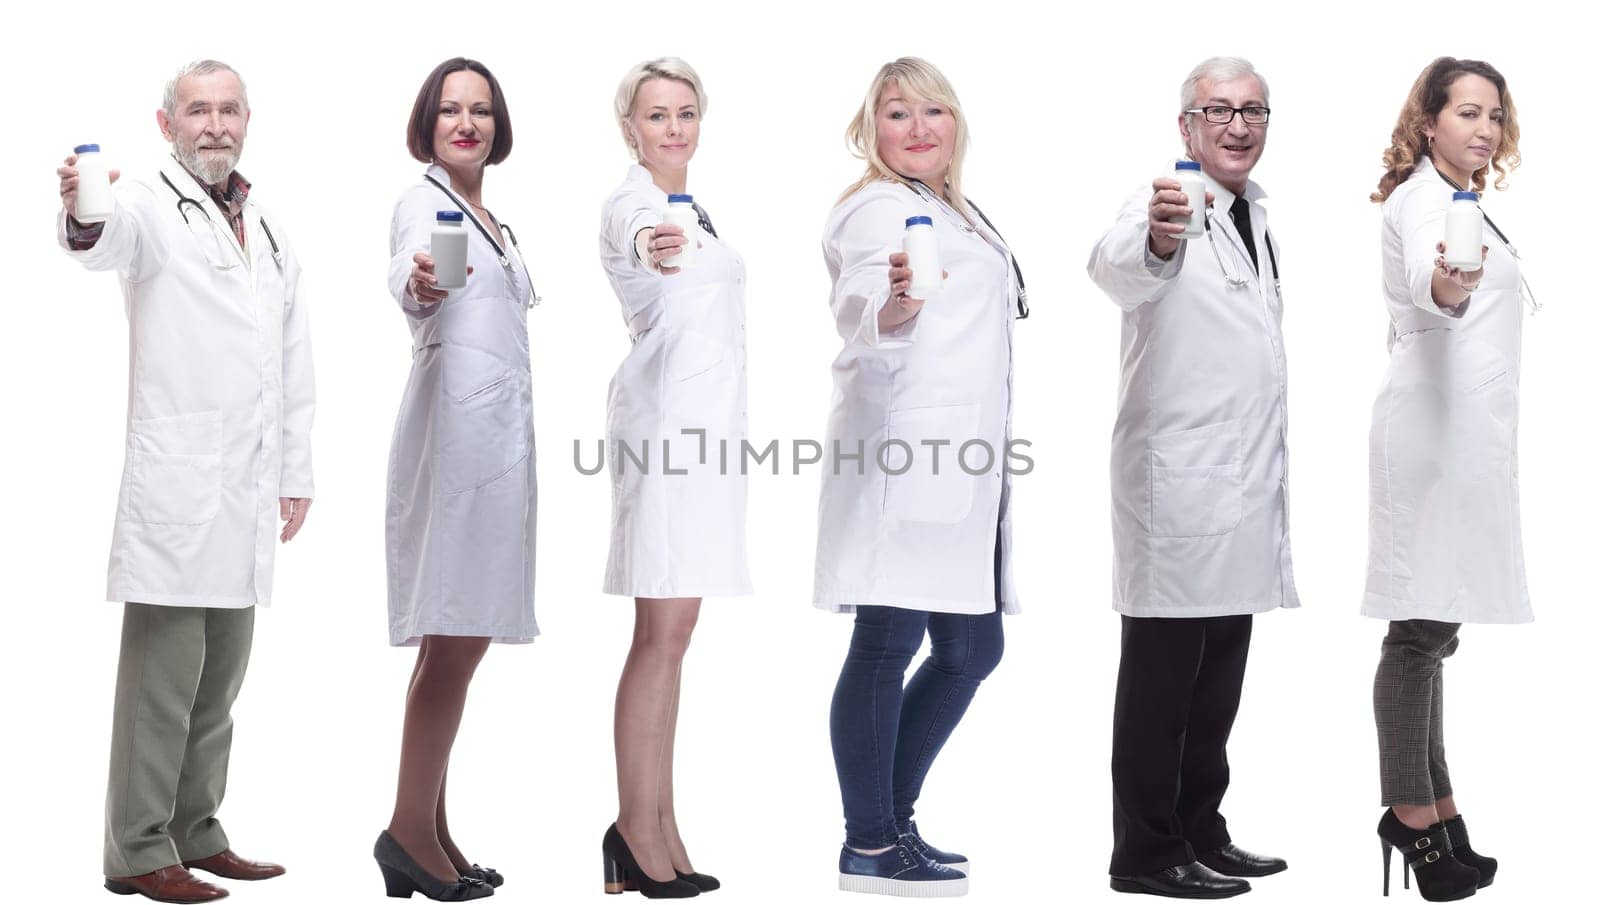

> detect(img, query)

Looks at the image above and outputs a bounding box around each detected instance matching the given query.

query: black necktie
[1229,196,1259,275]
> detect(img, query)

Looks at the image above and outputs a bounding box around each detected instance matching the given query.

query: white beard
[175,137,241,186]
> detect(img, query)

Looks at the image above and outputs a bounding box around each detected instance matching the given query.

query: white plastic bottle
[431,211,469,290]
[1443,191,1484,272]
[1173,160,1206,240]
[74,143,114,224]
[903,215,941,300]
[661,193,699,270]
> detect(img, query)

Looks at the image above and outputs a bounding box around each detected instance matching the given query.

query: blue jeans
[829,603,1005,849]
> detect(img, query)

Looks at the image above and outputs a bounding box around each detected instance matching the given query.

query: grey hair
[614,57,707,158]
[162,59,249,117]
[1179,56,1269,113]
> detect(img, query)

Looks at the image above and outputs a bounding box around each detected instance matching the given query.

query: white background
[1,1,1593,903]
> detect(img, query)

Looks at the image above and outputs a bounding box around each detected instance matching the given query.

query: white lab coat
[1363,156,1531,625]
[598,165,751,598]
[1087,167,1298,618]
[814,179,1019,616]
[58,156,314,608]
[385,166,538,645]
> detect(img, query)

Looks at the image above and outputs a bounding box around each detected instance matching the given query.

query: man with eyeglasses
[55,59,313,903]
[1087,56,1295,899]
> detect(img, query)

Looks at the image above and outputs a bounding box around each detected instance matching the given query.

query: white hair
[163,59,249,118]
[614,57,707,158]
[1180,56,1269,113]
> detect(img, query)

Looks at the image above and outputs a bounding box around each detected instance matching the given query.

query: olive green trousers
[103,602,254,877]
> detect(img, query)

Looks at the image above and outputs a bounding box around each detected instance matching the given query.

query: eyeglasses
[1185,105,1271,125]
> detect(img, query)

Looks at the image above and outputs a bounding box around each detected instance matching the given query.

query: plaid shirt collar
[184,165,251,221]
[174,158,251,247]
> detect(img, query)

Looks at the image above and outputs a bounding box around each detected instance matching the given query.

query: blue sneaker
[838,843,968,897]
[900,821,971,875]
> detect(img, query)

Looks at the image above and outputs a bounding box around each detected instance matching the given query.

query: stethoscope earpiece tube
[425,175,539,305]
[161,168,282,269]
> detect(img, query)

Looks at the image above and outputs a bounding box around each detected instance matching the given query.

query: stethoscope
[160,169,283,270]
[1203,204,1279,297]
[1435,166,1540,313]
[425,175,541,307]
[905,180,1029,319]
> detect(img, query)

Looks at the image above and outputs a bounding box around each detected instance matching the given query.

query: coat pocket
[665,328,726,382]
[883,403,982,525]
[438,344,529,493]
[125,410,222,526]
[1148,418,1243,537]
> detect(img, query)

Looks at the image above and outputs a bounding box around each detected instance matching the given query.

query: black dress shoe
[464,865,503,888]
[1198,843,1287,878]
[1110,862,1251,898]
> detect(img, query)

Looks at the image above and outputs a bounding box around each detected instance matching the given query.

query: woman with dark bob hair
[1365,56,1529,902]
[373,57,537,902]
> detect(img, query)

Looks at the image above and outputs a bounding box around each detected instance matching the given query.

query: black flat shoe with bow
[464,865,504,888]
[374,831,493,901]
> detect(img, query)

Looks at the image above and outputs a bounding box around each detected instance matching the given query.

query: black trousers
[1109,614,1253,876]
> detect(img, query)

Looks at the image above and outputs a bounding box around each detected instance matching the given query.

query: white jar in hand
[431,211,469,290]
[661,194,699,269]
[1444,191,1484,272]
[903,215,941,300]
[74,143,114,224]
[1173,160,1206,240]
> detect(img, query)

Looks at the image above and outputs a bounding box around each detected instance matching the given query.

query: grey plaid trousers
[1373,619,1461,806]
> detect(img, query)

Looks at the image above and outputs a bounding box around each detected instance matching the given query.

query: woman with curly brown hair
[1364,56,1531,902]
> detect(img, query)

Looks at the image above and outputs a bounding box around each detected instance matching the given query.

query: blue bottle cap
[905,215,933,227]
[437,211,464,222]
[75,143,101,154]
[668,193,694,203]
[1452,191,1480,202]
[1175,160,1202,171]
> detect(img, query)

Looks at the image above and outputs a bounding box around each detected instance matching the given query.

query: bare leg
[1435,795,1459,821]
[387,635,492,882]
[614,597,700,882]
[659,664,694,874]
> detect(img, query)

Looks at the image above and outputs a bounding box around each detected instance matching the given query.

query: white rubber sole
[838,873,969,897]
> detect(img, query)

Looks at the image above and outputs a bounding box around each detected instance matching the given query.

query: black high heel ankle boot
[601,824,699,898]
[1378,810,1479,901]
[1440,815,1497,888]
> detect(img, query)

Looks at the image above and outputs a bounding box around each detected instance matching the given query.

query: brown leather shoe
[181,849,286,881]
[104,865,228,902]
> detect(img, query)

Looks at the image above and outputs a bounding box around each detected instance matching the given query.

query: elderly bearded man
[57,59,314,903]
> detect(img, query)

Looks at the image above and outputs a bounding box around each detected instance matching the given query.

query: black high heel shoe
[464,865,504,888]
[1440,816,1496,888]
[374,831,493,901]
[1377,810,1478,901]
[601,824,699,898]
[675,870,719,892]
